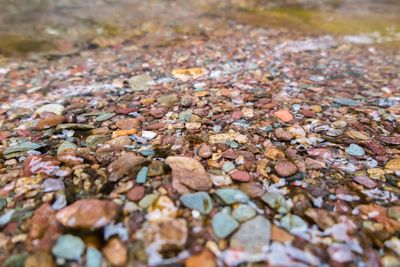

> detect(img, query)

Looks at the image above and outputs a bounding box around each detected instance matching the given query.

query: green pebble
[216,188,249,204]
[57,141,78,154]
[180,192,213,214]
[345,144,365,156]
[261,191,290,214]
[136,167,148,184]
[52,234,85,261]
[85,247,102,267]
[212,211,239,239]
[232,204,256,222]
[138,194,158,208]
[222,161,235,173]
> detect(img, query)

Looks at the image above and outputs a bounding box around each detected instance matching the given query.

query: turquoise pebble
[232,204,256,222]
[345,144,365,156]
[52,234,85,261]
[216,189,249,204]
[180,192,213,214]
[85,247,102,267]
[136,167,148,184]
[212,211,239,239]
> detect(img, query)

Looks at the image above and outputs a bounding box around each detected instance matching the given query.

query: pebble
[222,161,236,173]
[142,130,157,140]
[157,94,179,106]
[86,247,102,267]
[138,194,158,208]
[346,144,365,156]
[103,237,127,266]
[274,110,293,122]
[166,156,212,194]
[281,214,308,233]
[229,170,251,182]
[230,216,271,254]
[385,158,400,171]
[127,185,146,202]
[274,160,298,177]
[232,204,256,222]
[52,234,85,261]
[35,104,65,116]
[116,118,141,130]
[136,166,148,184]
[57,141,78,154]
[180,192,213,214]
[333,98,360,106]
[210,173,232,186]
[212,211,239,239]
[198,144,212,158]
[56,199,117,229]
[107,153,145,181]
[129,74,154,91]
[261,192,290,213]
[147,160,166,176]
[215,188,249,204]
[186,249,216,267]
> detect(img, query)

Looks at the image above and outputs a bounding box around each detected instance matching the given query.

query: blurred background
[0,0,399,56]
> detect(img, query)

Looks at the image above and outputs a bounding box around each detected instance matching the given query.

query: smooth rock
[274,160,298,177]
[157,94,179,106]
[35,104,65,116]
[281,214,308,233]
[222,161,236,173]
[136,167,148,184]
[166,156,212,194]
[215,189,249,204]
[230,216,271,254]
[86,247,102,267]
[212,212,239,239]
[129,74,154,91]
[180,192,213,214]
[198,144,212,159]
[230,170,250,182]
[385,158,400,171]
[127,186,145,202]
[185,249,215,267]
[346,144,365,156]
[103,237,127,266]
[274,110,293,122]
[232,204,256,222]
[107,153,145,181]
[261,192,290,213]
[56,199,117,229]
[116,118,141,130]
[52,234,85,261]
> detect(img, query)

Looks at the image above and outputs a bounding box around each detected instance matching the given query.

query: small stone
[157,94,179,106]
[96,112,116,122]
[138,194,158,208]
[129,74,154,91]
[35,104,65,116]
[147,161,166,177]
[180,192,213,214]
[274,160,298,177]
[86,247,102,267]
[232,204,256,222]
[57,141,77,155]
[126,186,145,202]
[353,175,377,189]
[215,188,249,204]
[346,144,365,156]
[230,216,271,254]
[271,225,294,242]
[142,130,157,140]
[281,214,308,233]
[261,192,290,213]
[136,167,148,184]
[274,128,294,141]
[222,161,235,173]
[198,144,212,159]
[230,170,251,182]
[274,110,293,122]
[212,212,239,239]
[210,174,232,187]
[107,153,145,181]
[25,251,55,267]
[333,98,360,106]
[185,249,215,267]
[186,122,202,130]
[21,155,60,177]
[103,237,127,266]
[166,156,212,194]
[239,182,265,198]
[52,234,85,261]
[56,199,117,229]
[116,118,141,130]
[386,158,400,171]
[388,207,400,221]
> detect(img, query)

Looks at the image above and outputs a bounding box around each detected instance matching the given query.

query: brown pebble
[198,144,212,159]
[230,170,251,182]
[127,186,146,201]
[274,160,298,177]
[103,237,128,266]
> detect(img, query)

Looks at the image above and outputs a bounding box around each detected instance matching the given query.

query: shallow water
[0,0,399,55]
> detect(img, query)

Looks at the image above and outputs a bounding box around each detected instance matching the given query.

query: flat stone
[274,110,293,122]
[21,155,60,177]
[230,170,251,182]
[25,251,55,267]
[230,216,271,254]
[107,153,145,181]
[56,199,117,229]
[333,98,360,106]
[116,118,141,130]
[185,249,216,267]
[35,104,65,116]
[127,186,145,202]
[239,182,265,198]
[198,144,212,159]
[166,156,212,194]
[180,192,213,214]
[57,141,78,155]
[138,194,158,208]
[136,167,148,184]
[210,174,232,187]
[52,234,85,261]
[274,160,298,177]
[261,192,290,213]
[147,160,166,177]
[386,158,400,171]
[157,94,179,107]
[232,204,256,222]
[346,144,365,156]
[281,214,308,232]
[222,161,236,173]
[142,130,157,140]
[129,74,154,91]
[215,188,249,204]
[212,211,239,239]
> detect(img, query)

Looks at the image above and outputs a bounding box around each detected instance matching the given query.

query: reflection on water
[0,0,399,55]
